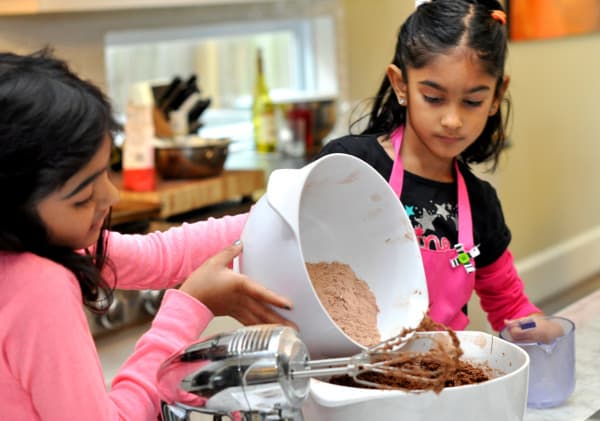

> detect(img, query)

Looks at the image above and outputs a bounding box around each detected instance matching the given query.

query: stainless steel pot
[274,94,337,158]
[154,137,230,179]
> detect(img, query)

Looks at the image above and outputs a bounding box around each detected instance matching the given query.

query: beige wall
[504,35,600,254]
[340,0,411,102]
[1,1,599,307]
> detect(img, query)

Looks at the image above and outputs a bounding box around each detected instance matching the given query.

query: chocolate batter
[330,316,495,393]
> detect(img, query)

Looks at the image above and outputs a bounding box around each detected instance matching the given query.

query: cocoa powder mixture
[305,262,494,393]
[329,316,495,393]
[306,261,381,347]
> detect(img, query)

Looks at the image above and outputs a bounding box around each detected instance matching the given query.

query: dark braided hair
[0,48,121,312]
[360,0,510,168]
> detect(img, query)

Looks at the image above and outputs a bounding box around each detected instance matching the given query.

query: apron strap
[389,126,474,249]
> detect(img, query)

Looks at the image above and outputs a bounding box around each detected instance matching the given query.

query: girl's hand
[179,241,296,328]
[503,315,565,344]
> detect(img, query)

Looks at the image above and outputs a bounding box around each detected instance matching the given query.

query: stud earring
[399,98,406,106]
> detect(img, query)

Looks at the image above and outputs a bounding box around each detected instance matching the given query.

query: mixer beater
[158,323,462,421]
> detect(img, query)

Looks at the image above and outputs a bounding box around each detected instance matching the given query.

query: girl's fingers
[239,277,293,310]
[244,296,296,327]
[258,305,297,328]
[233,309,261,327]
[510,330,536,342]
[504,317,564,344]
[212,241,243,267]
[504,317,537,330]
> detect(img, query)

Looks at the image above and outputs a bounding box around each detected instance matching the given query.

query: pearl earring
[399,98,406,106]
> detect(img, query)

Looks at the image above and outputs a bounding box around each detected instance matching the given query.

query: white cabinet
[0,0,271,15]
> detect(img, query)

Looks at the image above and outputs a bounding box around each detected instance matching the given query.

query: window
[105,15,338,117]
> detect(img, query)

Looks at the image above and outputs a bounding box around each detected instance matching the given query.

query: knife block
[152,106,174,139]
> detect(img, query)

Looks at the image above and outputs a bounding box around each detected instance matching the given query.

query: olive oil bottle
[252,49,277,153]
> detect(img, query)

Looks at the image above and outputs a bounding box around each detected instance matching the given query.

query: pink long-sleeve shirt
[0,214,245,420]
[475,249,541,331]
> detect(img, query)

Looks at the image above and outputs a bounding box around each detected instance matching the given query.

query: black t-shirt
[316,133,511,268]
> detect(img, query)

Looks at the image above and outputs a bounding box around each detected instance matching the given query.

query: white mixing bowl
[240,153,428,358]
[302,331,530,421]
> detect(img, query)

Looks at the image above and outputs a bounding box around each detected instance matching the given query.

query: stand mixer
[158,324,420,421]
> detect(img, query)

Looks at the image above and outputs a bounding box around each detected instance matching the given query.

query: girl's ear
[490,75,510,116]
[387,64,408,104]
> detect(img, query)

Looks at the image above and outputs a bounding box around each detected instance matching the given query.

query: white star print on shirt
[435,203,451,219]
[416,211,438,232]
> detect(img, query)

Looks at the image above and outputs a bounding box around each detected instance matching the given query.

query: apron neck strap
[388,126,474,248]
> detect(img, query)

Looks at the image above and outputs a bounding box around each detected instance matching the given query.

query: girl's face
[388,46,509,168]
[36,135,119,249]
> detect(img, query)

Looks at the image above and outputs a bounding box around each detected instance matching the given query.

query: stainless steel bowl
[274,94,337,157]
[154,137,230,179]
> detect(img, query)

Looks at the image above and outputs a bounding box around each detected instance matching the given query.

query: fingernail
[232,239,241,246]
[518,319,537,330]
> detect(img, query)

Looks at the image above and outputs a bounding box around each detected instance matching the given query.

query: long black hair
[360,0,510,168]
[0,48,121,312]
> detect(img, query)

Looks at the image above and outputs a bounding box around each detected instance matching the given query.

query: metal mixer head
[158,324,310,420]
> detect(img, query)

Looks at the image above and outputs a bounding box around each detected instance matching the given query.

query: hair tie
[490,10,507,25]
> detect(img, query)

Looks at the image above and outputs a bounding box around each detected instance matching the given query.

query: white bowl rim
[307,331,530,407]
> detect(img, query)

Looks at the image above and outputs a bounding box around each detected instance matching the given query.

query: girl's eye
[464,99,483,107]
[423,95,442,104]
[74,194,93,207]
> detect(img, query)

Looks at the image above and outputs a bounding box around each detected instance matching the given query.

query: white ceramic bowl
[302,331,530,421]
[240,154,428,358]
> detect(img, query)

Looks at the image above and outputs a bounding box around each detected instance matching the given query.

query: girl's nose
[441,105,463,131]
[97,173,120,208]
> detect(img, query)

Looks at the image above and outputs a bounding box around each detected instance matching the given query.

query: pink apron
[389,126,476,329]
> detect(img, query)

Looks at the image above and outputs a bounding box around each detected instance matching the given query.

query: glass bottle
[252,49,277,153]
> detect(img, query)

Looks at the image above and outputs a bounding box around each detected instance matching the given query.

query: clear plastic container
[500,316,575,408]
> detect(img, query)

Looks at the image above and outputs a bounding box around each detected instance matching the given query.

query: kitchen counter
[97,289,600,420]
[524,288,600,421]
[224,146,308,177]
[111,199,161,226]
[113,169,265,219]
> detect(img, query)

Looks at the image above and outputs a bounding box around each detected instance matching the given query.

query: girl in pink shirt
[0,49,293,420]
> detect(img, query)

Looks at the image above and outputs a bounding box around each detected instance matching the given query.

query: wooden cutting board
[111,199,161,226]
[113,169,265,219]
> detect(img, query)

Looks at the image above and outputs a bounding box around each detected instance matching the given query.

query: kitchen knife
[184,74,198,92]
[187,98,211,124]
[165,84,198,116]
[158,81,185,118]
[156,76,182,109]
